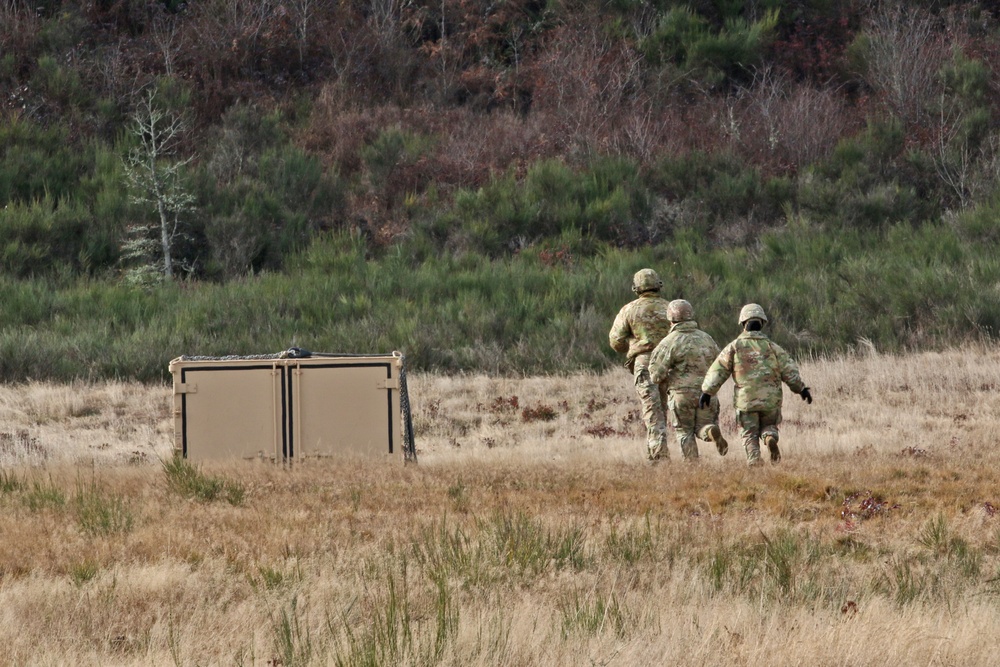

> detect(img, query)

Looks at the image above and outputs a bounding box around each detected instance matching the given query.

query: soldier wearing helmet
[609,269,673,462]
[699,304,812,466]
[648,300,729,460]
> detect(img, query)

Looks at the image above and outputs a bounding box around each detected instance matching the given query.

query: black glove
[699,393,712,409]
[800,388,812,404]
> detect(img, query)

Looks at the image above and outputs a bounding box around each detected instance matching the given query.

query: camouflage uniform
[609,270,672,460]
[649,314,725,460]
[702,326,807,466]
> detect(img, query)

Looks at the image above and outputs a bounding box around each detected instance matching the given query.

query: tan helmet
[667,299,694,323]
[738,303,768,325]
[631,268,663,294]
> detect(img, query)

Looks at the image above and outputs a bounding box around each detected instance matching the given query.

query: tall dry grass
[1,347,1000,665]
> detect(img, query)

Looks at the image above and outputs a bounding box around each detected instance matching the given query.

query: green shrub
[425,157,650,256]
[0,120,93,205]
[0,197,111,277]
[651,151,790,230]
[37,6,88,51]
[260,145,345,219]
[798,118,936,227]
[30,55,88,108]
[640,6,779,86]
[207,103,285,185]
[952,195,1000,245]
[195,133,346,277]
[361,127,434,191]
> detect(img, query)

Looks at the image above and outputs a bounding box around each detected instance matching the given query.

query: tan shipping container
[169,351,415,463]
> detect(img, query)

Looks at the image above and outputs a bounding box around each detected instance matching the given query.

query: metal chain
[398,358,416,463]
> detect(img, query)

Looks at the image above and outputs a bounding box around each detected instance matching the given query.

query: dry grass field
[1,347,1000,665]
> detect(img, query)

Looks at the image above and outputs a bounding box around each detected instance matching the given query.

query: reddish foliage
[521,403,557,422]
[484,395,519,414]
[584,422,624,438]
[840,491,899,523]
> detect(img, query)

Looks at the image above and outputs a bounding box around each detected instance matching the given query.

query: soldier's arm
[648,342,664,383]
[774,343,806,394]
[608,307,630,355]
[706,335,721,360]
[648,336,673,384]
[701,344,734,395]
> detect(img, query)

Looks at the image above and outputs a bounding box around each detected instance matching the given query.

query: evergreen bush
[640,6,779,87]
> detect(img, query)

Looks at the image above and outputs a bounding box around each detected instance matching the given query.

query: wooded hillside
[2,0,1000,379]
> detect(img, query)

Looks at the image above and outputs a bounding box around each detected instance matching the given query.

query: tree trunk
[157,198,174,279]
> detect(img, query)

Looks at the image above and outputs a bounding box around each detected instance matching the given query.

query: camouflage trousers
[632,353,669,460]
[736,409,781,465]
[667,388,721,460]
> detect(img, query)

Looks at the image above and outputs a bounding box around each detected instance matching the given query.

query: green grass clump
[0,468,22,494]
[74,477,134,536]
[560,590,631,639]
[23,477,66,512]
[162,455,246,505]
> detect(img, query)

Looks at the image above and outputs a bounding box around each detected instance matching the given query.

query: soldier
[699,304,812,466]
[648,299,728,461]
[609,268,673,462]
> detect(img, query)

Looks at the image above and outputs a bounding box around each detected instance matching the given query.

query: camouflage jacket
[648,321,720,391]
[701,331,806,411]
[609,293,672,362]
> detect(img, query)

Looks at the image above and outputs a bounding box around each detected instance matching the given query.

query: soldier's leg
[760,409,783,463]
[667,390,698,460]
[695,395,728,456]
[736,410,763,466]
[633,354,668,460]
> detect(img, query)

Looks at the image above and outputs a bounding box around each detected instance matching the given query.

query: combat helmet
[632,268,663,294]
[667,299,694,323]
[738,303,768,325]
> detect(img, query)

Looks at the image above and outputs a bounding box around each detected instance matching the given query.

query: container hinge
[377,378,400,390]
[175,383,198,394]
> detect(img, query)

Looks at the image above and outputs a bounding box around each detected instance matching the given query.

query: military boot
[706,424,728,456]
[764,433,780,463]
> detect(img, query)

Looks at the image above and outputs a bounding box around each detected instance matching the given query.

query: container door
[178,364,285,461]
[291,361,400,458]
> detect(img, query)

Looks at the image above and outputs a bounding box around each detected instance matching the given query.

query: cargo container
[169,350,415,462]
